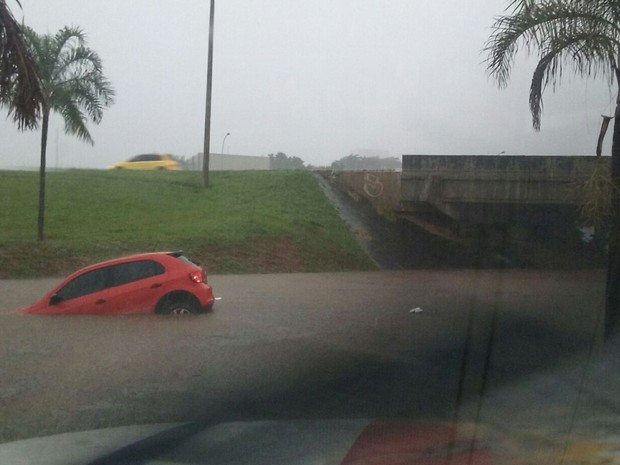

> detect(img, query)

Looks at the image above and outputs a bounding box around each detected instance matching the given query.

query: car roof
[67,251,184,275]
[128,153,169,159]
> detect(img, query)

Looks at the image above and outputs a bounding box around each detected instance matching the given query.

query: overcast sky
[0,0,616,169]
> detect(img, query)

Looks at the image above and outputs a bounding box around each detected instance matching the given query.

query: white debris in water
[410,307,423,313]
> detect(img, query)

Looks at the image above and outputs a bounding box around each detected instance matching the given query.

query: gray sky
[0,0,616,169]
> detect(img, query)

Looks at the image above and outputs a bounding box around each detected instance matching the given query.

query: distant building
[188,153,270,171]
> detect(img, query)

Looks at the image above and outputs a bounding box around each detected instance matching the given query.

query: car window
[145,154,161,161]
[174,255,199,267]
[56,268,107,300]
[107,260,165,287]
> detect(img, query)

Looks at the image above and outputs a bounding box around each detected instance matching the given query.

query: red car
[19,251,214,315]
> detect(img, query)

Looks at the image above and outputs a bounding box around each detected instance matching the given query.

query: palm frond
[22,26,55,87]
[52,41,101,83]
[529,31,617,129]
[20,24,114,143]
[485,0,620,130]
[64,74,113,123]
[56,91,92,144]
[50,26,85,68]
[0,0,43,129]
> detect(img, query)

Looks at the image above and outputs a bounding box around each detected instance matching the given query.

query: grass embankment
[0,170,376,278]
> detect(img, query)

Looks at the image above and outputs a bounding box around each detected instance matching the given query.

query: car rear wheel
[170,307,191,315]
[159,295,199,315]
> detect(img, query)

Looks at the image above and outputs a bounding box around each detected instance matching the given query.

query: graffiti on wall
[363,173,384,198]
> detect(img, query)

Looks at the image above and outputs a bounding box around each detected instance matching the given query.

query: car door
[49,268,114,314]
[105,260,166,313]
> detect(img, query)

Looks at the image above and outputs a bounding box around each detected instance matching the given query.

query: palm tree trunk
[37,109,49,241]
[605,70,620,338]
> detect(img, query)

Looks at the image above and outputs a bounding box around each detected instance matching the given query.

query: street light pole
[202,0,215,188]
[221,132,230,154]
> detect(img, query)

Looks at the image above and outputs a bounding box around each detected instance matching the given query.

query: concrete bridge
[324,155,611,243]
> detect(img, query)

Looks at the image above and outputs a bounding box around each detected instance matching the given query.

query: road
[0,269,615,454]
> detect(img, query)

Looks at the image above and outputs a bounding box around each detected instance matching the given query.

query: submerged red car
[19,251,214,315]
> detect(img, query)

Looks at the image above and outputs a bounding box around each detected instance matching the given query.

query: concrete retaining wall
[401,155,611,224]
[402,155,609,206]
[319,170,401,217]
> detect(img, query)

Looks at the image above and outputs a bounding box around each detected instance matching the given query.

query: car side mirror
[49,294,63,306]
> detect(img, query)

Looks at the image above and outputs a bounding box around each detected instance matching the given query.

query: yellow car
[110,154,181,170]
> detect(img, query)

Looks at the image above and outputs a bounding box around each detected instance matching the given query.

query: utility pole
[202,0,215,188]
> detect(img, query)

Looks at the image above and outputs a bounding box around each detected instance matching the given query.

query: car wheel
[160,297,198,315]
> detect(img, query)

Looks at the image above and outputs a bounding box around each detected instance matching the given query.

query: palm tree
[485,0,620,337]
[21,25,114,241]
[0,0,43,128]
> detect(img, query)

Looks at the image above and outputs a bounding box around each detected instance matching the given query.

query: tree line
[267,152,402,170]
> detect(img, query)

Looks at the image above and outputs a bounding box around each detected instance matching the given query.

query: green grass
[0,169,376,278]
